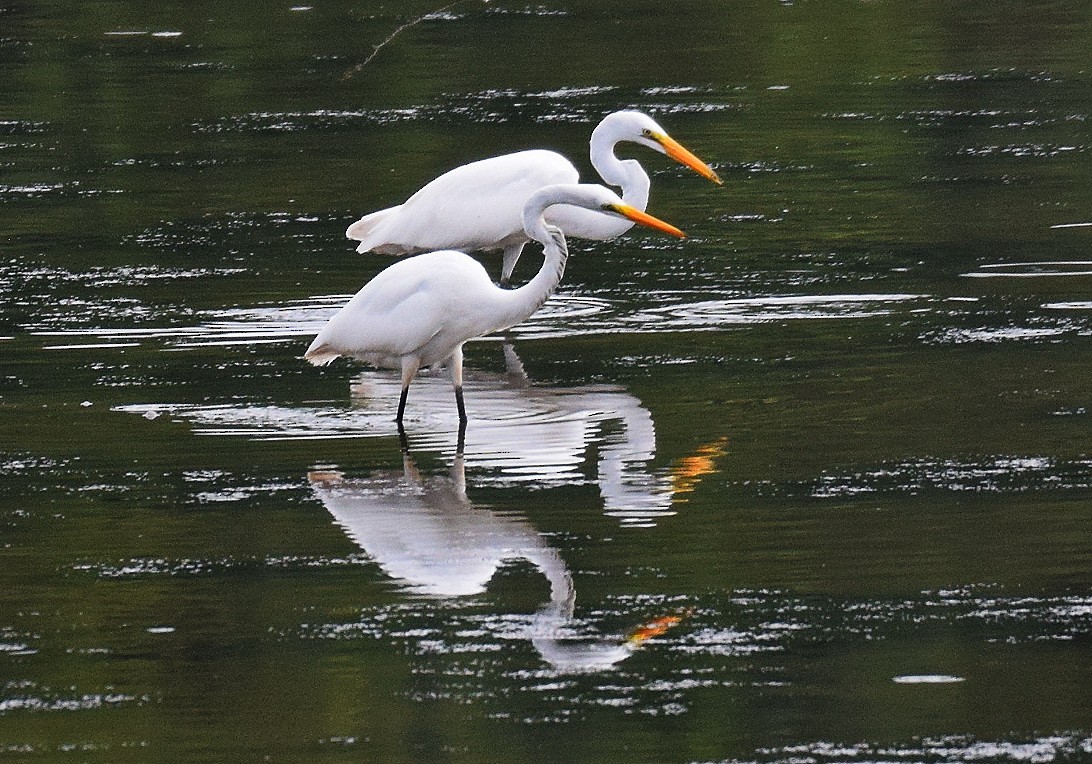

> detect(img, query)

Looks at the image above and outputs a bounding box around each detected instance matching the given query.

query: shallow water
[2,1,1092,762]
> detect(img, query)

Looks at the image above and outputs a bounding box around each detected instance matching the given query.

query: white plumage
[307,183,685,425]
[346,111,718,283]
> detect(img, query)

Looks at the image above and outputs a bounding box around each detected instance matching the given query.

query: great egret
[346,110,719,284]
[305,183,684,425]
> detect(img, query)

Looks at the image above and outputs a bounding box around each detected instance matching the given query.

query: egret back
[305,251,505,369]
[351,150,579,255]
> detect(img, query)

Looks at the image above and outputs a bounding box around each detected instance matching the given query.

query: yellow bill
[609,203,686,239]
[654,131,722,185]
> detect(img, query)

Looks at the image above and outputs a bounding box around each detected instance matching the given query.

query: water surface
[2,1,1091,762]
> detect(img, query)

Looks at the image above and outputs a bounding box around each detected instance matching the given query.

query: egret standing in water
[346,110,718,284]
[306,184,685,426]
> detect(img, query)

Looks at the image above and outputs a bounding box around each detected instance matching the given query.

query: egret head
[598,196,687,240]
[595,110,722,185]
[523,183,686,241]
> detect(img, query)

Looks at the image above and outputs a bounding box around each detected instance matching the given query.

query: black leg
[456,419,466,455]
[396,385,409,424]
[454,385,467,423]
[397,420,409,452]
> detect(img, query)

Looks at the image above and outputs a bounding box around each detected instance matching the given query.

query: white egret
[346,110,719,284]
[305,183,684,425]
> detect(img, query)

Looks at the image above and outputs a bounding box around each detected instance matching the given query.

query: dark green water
[3,1,1092,762]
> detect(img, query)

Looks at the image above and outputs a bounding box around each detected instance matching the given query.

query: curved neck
[615,159,650,210]
[528,555,636,670]
[589,130,651,211]
[509,225,568,322]
[494,205,569,330]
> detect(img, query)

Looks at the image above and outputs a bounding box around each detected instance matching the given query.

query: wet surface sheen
[2,1,1091,762]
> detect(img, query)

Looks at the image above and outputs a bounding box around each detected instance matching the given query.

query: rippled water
[2,1,1091,762]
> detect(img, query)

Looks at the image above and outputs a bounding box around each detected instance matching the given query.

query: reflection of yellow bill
[307,469,344,487]
[625,609,693,647]
[671,437,729,498]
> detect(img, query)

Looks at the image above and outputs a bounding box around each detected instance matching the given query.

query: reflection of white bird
[346,110,720,284]
[309,448,681,671]
[305,184,684,425]
[310,453,569,599]
[348,351,677,526]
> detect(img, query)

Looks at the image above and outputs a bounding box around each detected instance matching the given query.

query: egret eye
[641,128,653,137]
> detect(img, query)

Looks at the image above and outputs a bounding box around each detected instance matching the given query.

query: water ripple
[281,585,1091,721]
[36,289,930,350]
[925,321,1082,345]
[30,293,611,348]
[34,295,330,348]
[957,143,1085,159]
[964,261,1092,278]
[735,734,1092,764]
[1,260,246,294]
[629,293,924,330]
[192,84,745,134]
[777,455,1092,497]
[0,688,144,715]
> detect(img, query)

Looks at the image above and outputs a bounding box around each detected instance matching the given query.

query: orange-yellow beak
[609,203,686,239]
[653,131,722,185]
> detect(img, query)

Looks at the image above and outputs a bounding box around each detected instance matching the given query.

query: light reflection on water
[963,260,1092,278]
[807,455,1092,496]
[285,580,1092,722]
[627,292,925,331]
[33,289,933,349]
[116,345,730,528]
[191,84,739,135]
[37,295,334,349]
[733,734,1092,764]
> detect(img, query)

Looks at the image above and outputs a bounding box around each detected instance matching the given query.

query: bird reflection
[308,442,683,671]
[349,343,684,527]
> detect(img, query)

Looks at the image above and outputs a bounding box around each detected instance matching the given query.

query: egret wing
[308,251,495,365]
[355,150,579,254]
